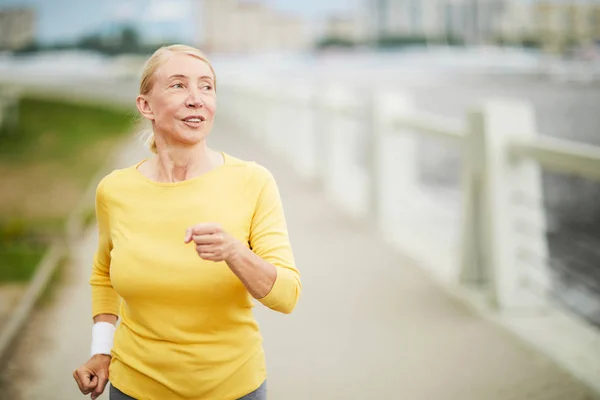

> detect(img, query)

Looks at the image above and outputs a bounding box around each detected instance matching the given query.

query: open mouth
[182,116,206,125]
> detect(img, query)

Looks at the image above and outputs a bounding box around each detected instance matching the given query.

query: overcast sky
[0,0,358,44]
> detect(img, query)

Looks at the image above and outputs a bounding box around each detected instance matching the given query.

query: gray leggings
[109,381,267,400]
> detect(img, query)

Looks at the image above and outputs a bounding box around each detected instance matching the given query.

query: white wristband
[91,322,116,357]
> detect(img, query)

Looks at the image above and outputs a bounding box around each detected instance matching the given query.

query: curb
[0,243,64,364]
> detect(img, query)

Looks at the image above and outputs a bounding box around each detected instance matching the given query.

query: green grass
[0,241,47,281]
[0,95,135,282]
[0,217,55,281]
[0,96,135,162]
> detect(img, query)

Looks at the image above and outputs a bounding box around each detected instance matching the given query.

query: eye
[201,85,213,91]
[171,83,184,89]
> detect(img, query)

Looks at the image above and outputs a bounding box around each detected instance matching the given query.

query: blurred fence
[217,76,600,388]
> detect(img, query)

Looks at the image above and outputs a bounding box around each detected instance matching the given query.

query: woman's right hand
[73,354,111,399]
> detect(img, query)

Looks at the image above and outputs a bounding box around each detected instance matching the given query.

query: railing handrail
[510,135,600,182]
[393,112,466,142]
[395,110,600,184]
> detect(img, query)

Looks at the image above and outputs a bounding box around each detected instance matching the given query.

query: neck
[153,141,221,183]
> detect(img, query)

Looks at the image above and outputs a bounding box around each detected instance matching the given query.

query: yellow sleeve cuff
[257,267,301,314]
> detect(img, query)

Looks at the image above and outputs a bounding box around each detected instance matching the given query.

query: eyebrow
[168,74,214,81]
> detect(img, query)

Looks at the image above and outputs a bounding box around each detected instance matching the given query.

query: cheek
[155,99,180,122]
[205,97,217,118]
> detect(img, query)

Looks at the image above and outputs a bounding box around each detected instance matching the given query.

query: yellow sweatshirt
[89,152,301,400]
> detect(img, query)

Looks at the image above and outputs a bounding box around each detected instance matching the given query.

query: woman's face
[140,53,216,148]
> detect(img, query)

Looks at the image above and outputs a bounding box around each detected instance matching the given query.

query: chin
[181,133,209,146]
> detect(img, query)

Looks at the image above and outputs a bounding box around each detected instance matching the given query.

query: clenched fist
[184,223,240,262]
[73,354,111,400]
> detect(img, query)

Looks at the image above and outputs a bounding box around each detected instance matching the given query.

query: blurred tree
[77,33,104,52]
[9,25,157,55]
[374,35,460,48]
[13,41,40,54]
[316,37,356,49]
[521,36,541,50]
[119,26,140,53]
[74,25,142,55]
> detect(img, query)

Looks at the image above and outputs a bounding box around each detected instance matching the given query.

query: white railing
[219,76,600,389]
[219,78,600,311]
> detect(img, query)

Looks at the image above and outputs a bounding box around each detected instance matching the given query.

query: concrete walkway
[0,122,596,400]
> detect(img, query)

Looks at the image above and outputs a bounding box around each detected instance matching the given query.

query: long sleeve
[89,177,120,318]
[250,172,301,314]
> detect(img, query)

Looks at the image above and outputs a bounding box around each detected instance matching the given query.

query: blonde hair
[139,44,217,153]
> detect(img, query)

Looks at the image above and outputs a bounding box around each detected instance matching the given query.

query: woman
[72,44,301,400]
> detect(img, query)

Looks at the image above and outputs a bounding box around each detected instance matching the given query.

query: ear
[136,95,154,121]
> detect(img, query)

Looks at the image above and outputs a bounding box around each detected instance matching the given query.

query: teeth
[186,118,201,123]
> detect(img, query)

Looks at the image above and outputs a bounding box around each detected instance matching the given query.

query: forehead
[156,53,214,80]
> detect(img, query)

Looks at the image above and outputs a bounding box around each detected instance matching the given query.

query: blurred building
[497,1,537,43]
[0,7,36,51]
[497,0,600,52]
[361,0,600,52]
[361,0,509,44]
[199,0,311,54]
[324,15,362,42]
[362,0,442,40]
[534,1,600,52]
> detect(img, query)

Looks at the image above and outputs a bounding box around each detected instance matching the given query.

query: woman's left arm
[224,241,280,303]
[185,171,301,314]
[185,171,302,314]
[237,171,301,314]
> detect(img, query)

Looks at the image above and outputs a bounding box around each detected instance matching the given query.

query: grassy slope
[0,96,135,281]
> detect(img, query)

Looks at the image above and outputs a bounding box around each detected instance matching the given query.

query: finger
[196,248,219,260]
[184,227,193,243]
[192,233,220,245]
[73,370,85,393]
[88,375,98,394]
[91,373,109,400]
[74,370,96,394]
[190,223,221,236]
[196,244,218,254]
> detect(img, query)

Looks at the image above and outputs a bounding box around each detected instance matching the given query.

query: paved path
[0,121,597,400]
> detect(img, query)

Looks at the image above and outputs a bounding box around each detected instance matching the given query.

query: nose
[185,87,203,108]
